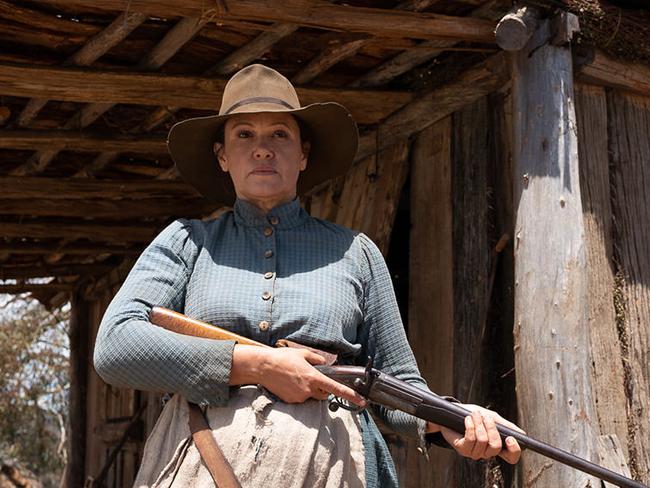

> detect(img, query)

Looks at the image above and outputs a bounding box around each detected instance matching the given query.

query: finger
[492,413,526,434]
[499,436,522,464]
[316,375,367,407]
[470,411,489,459]
[447,416,474,456]
[483,415,503,458]
[301,349,327,366]
[311,387,330,401]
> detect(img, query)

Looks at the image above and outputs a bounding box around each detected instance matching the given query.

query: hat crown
[219,64,301,115]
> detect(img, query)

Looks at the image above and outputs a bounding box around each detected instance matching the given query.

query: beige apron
[133,386,365,488]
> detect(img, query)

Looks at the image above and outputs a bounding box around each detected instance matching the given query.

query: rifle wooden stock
[149,306,270,348]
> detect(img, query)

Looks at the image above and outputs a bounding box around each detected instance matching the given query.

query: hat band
[224,96,296,115]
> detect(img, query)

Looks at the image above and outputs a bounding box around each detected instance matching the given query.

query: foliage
[0,294,70,487]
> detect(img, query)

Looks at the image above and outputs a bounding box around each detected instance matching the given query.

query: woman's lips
[251,166,277,175]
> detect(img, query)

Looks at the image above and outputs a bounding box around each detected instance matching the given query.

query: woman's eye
[273,130,288,138]
[237,130,252,138]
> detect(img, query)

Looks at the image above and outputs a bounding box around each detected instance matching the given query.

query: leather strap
[188,402,241,488]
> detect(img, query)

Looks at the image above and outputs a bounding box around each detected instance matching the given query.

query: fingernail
[506,437,515,446]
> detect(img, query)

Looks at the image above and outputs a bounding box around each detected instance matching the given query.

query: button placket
[260,221,277,334]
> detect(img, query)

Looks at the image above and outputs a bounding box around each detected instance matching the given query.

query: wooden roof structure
[1,0,649,306]
[0,0,520,306]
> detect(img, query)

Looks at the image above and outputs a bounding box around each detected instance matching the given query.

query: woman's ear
[300,141,310,171]
[213,142,228,172]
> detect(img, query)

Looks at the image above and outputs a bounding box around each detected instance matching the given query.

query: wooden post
[67,290,89,488]
[409,117,455,487]
[512,19,600,487]
[495,5,539,52]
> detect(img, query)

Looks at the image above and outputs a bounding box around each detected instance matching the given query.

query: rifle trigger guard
[328,396,364,413]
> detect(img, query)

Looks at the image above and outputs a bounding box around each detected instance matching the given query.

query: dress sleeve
[355,233,429,442]
[93,219,236,406]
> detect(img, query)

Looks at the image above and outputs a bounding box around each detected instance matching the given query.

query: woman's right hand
[230,345,366,407]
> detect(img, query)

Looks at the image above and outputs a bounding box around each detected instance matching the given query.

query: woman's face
[214,112,309,212]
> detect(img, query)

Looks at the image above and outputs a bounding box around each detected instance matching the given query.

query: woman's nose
[253,145,273,159]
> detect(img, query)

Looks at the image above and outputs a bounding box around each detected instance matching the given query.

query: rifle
[149,306,647,488]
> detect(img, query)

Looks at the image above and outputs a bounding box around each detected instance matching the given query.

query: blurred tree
[0,294,70,488]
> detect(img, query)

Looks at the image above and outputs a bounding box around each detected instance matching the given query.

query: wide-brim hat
[167,64,359,205]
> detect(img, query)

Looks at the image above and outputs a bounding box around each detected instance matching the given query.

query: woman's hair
[213,115,312,145]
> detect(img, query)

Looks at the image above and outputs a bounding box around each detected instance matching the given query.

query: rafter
[14,11,147,128]
[356,53,509,162]
[0,130,167,153]
[0,262,115,279]
[0,63,413,125]
[41,0,497,43]
[0,221,159,243]
[0,177,199,199]
[0,242,142,255]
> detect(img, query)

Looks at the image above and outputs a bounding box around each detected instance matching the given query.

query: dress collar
[233,198,307,229]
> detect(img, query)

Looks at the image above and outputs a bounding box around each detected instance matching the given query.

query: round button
[269,216,280,225]
[264,249,274,258]
[262,291,272,300]
[258,320,270,331]
[263,227,274,237]
[264,271,274,279]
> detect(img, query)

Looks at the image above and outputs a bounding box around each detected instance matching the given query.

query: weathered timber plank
[356,53,508,162]
[0,282,74,294]
[0,197,216,219]
[0,222,158,243]
[66,292,89,488]
[452,97,493,487]
[0,0,99,35]
[409,117,455,487]
[292,35,367,85]
[608,90,650,483]
[512,21,600,487]
[41,0,497,43]
[0,177,199,199]
[574,83,629,456]
[576,50,650,96]
[0,63,411,125]
[0,262,114,279]
[15,11,147,128]
[333,140,409,253]
[0,130,167,153]
[0,242,141,255]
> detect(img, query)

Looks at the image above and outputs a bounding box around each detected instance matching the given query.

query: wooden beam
[0,0,100,35]
[0,263,114,279]
[0,282,74,294]
[356,52,508,162]
[15,11,147,128]
[0,177,199,200]
[0,130,167,153]
[0,197,216,219]
[292,35,367,85]
[66,291,89,488]
[0,242,142,255]
[41,0,497,43]
[512,20,600,487]
[575,49,650,96]
[0,63,411,126]
[0,222,158,243]
[495,5,540,51]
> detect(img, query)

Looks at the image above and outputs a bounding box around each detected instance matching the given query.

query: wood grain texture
[0,63,411,125]
[512,21,600,488]
[355,53,508,162]
[408,117,455,487]
[577,51,650,96]
[607,90,650,483]
[0,130,167,153]
[0,177,199,199]
[0,222,158,243]
[41,0,497,43]
[574,83,629,457]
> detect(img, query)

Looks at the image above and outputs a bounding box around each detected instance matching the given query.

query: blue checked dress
[94,198,430,487]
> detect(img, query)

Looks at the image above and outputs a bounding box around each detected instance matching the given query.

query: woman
[94,64,521,487]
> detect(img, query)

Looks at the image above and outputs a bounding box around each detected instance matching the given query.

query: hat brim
[167,103,358,205]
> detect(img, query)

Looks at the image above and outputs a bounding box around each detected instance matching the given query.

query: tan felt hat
[167,64,359,205]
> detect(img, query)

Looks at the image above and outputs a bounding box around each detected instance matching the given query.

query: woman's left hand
[427,405,524,464]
